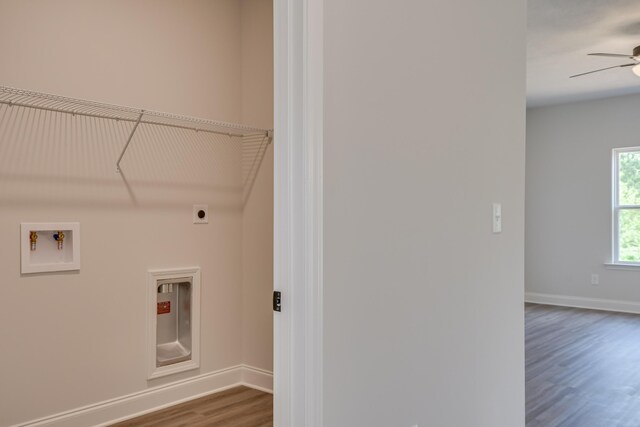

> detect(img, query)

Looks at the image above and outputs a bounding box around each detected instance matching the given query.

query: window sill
[604,263,640,271]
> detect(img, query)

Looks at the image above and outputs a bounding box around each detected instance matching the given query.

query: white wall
[526,94,640,304]
[0,1,272,425]
[323,1,526,426]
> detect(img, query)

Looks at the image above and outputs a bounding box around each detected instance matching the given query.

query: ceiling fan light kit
[570,44,640,79]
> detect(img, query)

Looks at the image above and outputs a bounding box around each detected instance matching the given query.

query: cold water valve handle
[29,231,38,251]
[53,231,64,250]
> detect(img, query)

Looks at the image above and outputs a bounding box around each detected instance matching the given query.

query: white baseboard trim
[241,365,274,394]
[525,292,640,314]
[11,365,273,427]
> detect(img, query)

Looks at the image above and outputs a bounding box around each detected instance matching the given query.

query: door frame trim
[273,0,324,426]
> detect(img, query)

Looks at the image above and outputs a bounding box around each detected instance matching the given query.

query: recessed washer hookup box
[20,222,80,274]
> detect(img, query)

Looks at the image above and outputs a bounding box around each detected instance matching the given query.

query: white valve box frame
[20,222,81,274]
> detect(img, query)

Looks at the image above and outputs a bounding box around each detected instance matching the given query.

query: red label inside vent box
[157,301,171,314]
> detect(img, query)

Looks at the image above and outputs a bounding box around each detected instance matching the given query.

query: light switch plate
[492,203,502,233]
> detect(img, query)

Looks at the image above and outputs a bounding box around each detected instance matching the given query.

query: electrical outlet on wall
[591,274,599,285]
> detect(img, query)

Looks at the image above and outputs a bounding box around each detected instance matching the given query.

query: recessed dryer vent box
[147,267,201,380]
[20,223,80,274]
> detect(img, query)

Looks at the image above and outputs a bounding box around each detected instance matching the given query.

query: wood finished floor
[526,303,640,427]
[108,386,272,427]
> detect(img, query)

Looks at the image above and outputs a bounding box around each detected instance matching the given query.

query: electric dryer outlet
[193,205,209,224]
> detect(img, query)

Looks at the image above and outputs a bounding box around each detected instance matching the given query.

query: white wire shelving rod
[0,98,254,136]
[0,85,273,173]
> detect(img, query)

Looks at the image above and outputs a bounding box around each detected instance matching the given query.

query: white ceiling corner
[527,0,640,107]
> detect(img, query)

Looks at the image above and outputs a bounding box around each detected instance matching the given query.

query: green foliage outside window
[618,151,640,262]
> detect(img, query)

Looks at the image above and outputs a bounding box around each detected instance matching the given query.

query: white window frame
[612,146,640,264]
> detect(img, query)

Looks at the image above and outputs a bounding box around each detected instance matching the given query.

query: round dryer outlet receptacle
[193,204,209,224]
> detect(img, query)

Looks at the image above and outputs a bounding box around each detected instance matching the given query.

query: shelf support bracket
[116,111,145,173]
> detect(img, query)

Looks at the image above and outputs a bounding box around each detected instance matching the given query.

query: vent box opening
[148,268,200,380]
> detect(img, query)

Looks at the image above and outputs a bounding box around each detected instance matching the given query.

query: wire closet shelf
[0,85,273,172]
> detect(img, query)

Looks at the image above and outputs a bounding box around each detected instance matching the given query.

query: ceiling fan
[570,45,640,78]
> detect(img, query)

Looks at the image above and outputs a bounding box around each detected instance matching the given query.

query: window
[613,147,640,263]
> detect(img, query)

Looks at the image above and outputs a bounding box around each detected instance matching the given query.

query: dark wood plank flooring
[109,304,640,426]
[526,303,640,427]
[109,386,272,427]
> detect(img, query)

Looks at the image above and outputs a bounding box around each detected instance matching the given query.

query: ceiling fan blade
[588,53,635,59]
[570,63,636,78]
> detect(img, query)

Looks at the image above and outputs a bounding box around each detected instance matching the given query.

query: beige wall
[322,0,526,425]
[0,0,242,122]
[240,0,274,373]
[0,1,272,425]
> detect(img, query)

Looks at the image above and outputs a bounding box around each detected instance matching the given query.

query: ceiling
[527,0,640,108]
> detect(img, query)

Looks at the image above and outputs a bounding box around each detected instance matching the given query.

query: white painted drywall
[323,0,526,426]
[0,1,272,425]
[240,0,274,373]
[526,94,640,303]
